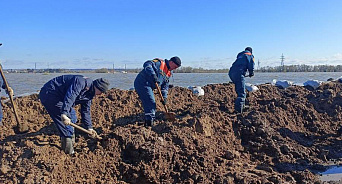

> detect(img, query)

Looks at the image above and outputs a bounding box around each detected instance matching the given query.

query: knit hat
[93,78,110,92]
[245,47,252,53]
[170,56,181,67]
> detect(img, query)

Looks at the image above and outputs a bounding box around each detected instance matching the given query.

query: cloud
[3,53,342,69]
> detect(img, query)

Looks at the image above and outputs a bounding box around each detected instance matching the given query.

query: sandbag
[274,80,293,89]
[338,76,342,83]
[188,86,205,96]
[303,80,322,90]
[245,83,259,92]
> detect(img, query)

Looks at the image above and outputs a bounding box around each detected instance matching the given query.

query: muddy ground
[1,82,342,183]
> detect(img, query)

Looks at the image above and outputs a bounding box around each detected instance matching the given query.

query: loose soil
[1,82,342,184]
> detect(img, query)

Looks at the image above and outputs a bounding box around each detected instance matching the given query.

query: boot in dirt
[72,133,75,145]
[144,120,153,127]
[244,105,250,111]
[234,105,250,114]
[61,137,74,154]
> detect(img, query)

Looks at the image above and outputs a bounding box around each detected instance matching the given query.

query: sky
[0,0,342,69]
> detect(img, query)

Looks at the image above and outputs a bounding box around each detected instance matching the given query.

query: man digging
[39,75,109,154]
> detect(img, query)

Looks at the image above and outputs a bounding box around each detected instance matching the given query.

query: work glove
[6,87,13,97]
[249,72,254,78]
[88,128,98,138]
[152,74,158,83]
[61,114,72,125]
[162,98,167,105]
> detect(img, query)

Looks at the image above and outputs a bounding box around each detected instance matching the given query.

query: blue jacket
[229,51,255,76]
[0,79,6,92]
[140,59,171,99]
[41,75,95,129]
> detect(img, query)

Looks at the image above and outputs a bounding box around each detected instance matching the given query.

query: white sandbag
[303,80,322,90]
[188,86,204,96]
[338,76,342,83]
[245,83,259,92]
[275,80,293,89]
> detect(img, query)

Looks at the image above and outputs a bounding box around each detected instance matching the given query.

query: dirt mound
[1,82,342,183]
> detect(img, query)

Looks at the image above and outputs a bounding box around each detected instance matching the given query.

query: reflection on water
[1,72,342,96]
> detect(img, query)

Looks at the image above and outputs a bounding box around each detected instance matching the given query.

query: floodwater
[1,72,342,96]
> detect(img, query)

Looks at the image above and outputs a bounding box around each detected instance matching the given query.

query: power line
[280,53,285,72]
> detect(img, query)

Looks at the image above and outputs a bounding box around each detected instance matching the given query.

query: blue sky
[0,0,341,69]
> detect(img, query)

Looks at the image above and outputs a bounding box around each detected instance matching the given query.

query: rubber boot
[244,105,250,110]
[61,137,74,154]
[72,133,75,145]
[144,120,153,127]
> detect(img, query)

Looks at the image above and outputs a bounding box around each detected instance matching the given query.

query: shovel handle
[155,82,169,113]
[68,123,102,140]
[0,64,21,126]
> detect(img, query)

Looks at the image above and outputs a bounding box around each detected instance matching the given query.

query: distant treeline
[258,65,342,72]
[6,64,342,73]
[175,65,342,73]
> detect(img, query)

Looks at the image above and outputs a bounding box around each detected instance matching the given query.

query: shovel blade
[15,123,29,134]
[164,112,176,121]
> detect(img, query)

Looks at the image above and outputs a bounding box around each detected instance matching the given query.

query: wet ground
[1,82,342,183]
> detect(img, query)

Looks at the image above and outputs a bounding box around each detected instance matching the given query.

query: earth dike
[1,82,342,183]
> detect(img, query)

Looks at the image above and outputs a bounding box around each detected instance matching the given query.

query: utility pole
[280,53,285,72]
[113,63,115,74]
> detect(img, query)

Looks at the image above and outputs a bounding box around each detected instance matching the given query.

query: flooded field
[2,72,342,96]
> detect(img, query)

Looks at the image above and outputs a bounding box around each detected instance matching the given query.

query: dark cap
[93,78,110,92]
[245,47,252,53]
[170,56,181,67]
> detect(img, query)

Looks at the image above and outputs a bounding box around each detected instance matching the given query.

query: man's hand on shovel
[61,114,72,125]
[88,128,98,139]
[6,87,14,97]
[61,114,102,139]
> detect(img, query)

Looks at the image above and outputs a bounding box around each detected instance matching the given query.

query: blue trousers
[39,89,77,137]
[229,71,246,112]
[134,73,156,121]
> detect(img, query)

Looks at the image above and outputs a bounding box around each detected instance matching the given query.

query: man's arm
[61,77,86,117]
[160,80,169,103]
[247,55,255,76]
[80,100,92,129]
[143,60,157,77]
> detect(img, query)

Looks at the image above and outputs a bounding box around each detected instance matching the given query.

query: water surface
[1,72,342,96]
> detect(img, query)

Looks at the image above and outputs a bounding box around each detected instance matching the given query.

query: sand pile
[1,82,342,183]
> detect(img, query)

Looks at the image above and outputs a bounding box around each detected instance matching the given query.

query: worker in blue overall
[39,75,109,154]
[229,47,255,113]
[134,56,181,127]
[0,79,13,126]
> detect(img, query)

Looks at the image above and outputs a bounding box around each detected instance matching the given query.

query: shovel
[155,82,176,121]
[0,64,29,133]
[68,123,102,140]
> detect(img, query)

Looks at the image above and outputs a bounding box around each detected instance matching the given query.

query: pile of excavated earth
[1,81,342,183]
